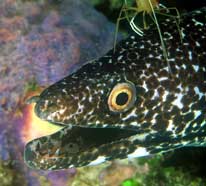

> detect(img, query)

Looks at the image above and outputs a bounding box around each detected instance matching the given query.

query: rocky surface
[0,0,117,185]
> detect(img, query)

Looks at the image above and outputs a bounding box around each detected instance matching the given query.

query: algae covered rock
[0,160,26,186]
[121,155,206,186]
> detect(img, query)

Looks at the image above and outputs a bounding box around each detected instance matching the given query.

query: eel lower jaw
[24,121,139,170]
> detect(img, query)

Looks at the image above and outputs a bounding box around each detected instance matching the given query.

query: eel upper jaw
[33,98,139,144]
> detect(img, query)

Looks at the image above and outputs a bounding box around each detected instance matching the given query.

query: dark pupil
[116,92,129,106]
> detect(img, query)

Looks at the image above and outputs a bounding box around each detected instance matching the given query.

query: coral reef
[0,0,117,185]
[120,155,206,186]
[0,0,115,113]
[0,160,27,186]
[65,155,206,186]
[70,160,137,186]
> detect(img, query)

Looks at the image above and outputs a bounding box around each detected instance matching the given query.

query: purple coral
[0,0,117,185]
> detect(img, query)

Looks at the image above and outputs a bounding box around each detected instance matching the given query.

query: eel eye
[108,82,136,112]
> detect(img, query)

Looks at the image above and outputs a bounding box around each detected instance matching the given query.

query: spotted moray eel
[24,8,206,170]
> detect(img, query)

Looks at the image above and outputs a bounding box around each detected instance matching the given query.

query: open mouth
[24,120,138,170]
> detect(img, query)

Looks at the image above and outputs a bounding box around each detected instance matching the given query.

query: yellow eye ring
[108,82,136,112]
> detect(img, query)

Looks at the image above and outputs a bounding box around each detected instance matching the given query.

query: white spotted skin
[24,8,206,170]
[127,147,150,159]
[87,156,106,166]
[172,93,184,109]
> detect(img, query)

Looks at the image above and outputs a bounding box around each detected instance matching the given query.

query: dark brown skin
[24,8,206,170]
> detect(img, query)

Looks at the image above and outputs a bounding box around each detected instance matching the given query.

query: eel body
[24,8,206,170]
